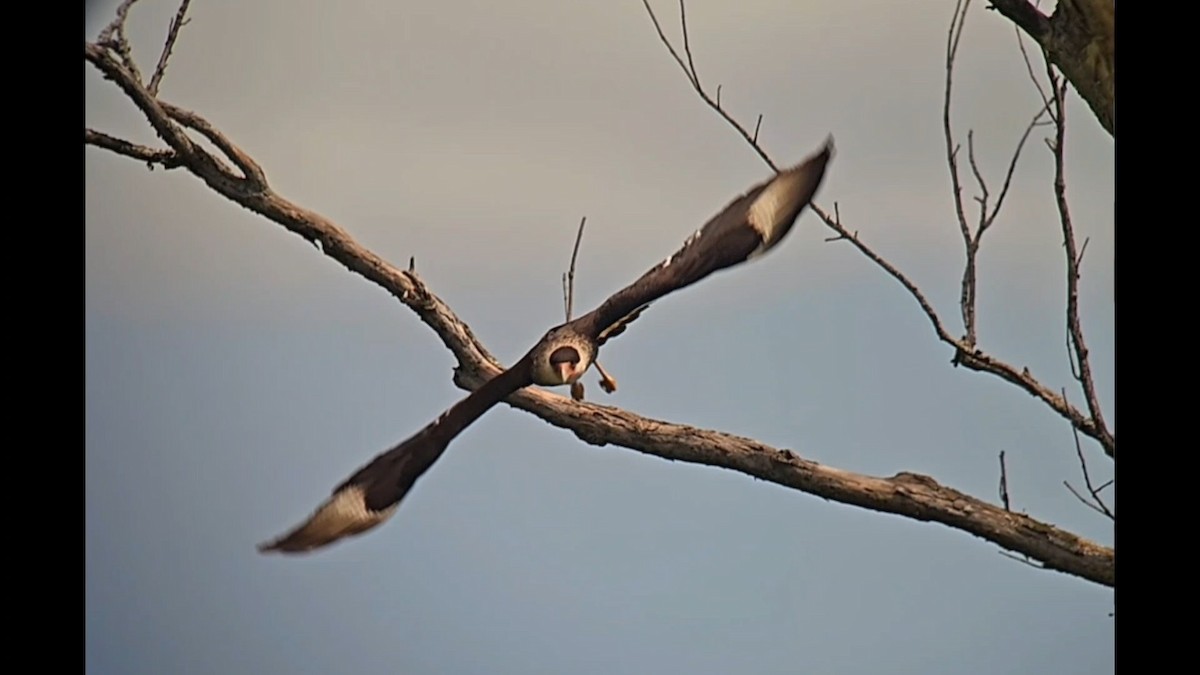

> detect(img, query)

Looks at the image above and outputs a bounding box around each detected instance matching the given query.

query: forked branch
[945,0,1050,347]
[639,0,1113,459]
[640,0,778,171]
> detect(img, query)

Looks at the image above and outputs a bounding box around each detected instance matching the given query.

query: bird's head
[530,327,594,386]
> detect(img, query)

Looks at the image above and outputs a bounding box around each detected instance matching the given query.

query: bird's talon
[593,360,618,395]
[570,381,585,401]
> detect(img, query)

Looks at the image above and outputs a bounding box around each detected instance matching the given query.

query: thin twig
[561,216,608,402]
[945,0,1051,350]
[1046,64,1112,458]
[1064,326,1080,380]
[641,0,696,89]
[564,216,587,322]
[562,274,569,321]
[148,0,193,96]
[984,104,1050,233]
[640,0,778,172]
[944,0,973,247]
[1015,29,1053,116]
[677,0,700,88]
[942,0,1052,366]
[998,450,1011,511]
[810,205,957,345]
[943,0,977,345]
[97,0,140,45]
[808,200,1109,451]
[967,130,990,226]
[1064,481,1112,518]
[97,0,146,84]
[1065,393,1114,519]
[85,128,184,169]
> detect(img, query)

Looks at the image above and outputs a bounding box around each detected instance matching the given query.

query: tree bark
[989,0,1114,137]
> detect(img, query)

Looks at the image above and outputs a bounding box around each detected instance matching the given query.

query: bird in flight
[259,138,833,554]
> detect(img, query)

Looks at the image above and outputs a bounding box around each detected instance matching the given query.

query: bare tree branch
[563,216,593,402]
[86,0,1114,588]
[640,0,778,172]
[97,0,146,84]
[147,0,192,95]
[638,0,1113,460]
[967,130,990,220]
[1046,66,1113,457]
[986,0,1114,137]
[945,0,975,267]
[812,203,958,345]
[987,106,1050,230]
[564,217,586,323]
[677,0,700,90]
[1063,390,1114,519]
[558,216,617,403]
[1064,481,1112,518]
[1015,29,1053,119]
[160,102,267,186]
[944,0,981,347]
[944,1,1050,352]
[807,208,1105,454]
[998,450,1011,511]
[85,128,183,169]
[85,44,246,195]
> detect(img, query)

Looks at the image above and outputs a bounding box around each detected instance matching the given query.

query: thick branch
[988,0,1114,137]
[454,364,1113,586]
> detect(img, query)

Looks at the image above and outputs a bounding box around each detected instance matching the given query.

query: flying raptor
[259,139,833,553]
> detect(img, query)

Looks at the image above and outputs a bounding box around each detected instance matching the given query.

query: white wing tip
[258,485,398,555]
[746,138,834,250]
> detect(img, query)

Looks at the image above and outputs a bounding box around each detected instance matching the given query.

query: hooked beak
[556,362,576,383]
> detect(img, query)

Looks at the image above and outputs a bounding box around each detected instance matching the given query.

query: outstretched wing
[258,358,533,554]
[595,303,649,346]
[574,138,833,342]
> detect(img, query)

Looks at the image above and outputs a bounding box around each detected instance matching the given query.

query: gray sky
[86,1,1113,673]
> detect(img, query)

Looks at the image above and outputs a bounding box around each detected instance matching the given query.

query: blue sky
[86,1,1113,673]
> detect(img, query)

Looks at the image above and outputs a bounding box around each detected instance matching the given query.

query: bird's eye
[549,346,580,366]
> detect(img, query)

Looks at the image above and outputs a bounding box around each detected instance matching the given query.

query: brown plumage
[258,138,833,554]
